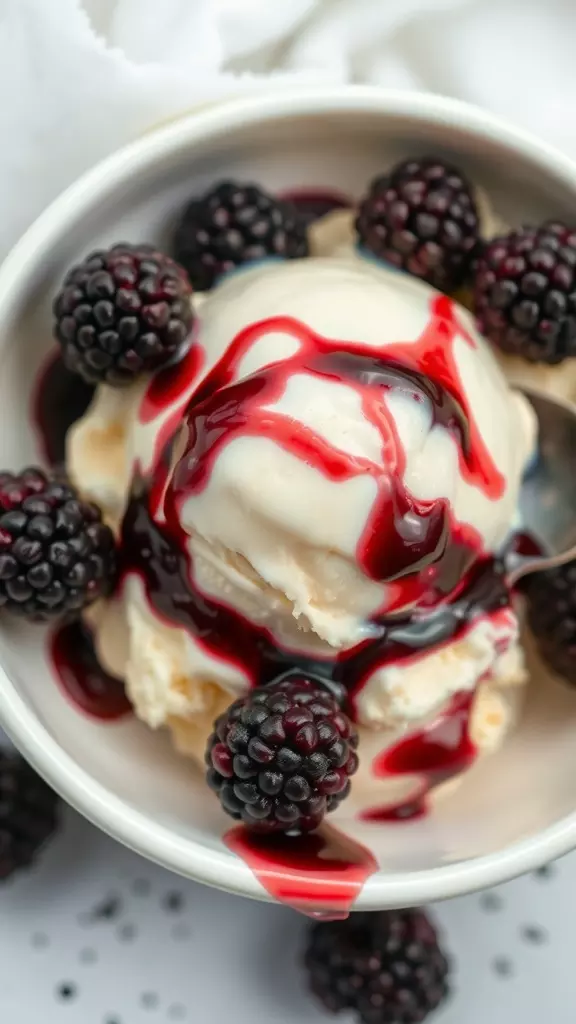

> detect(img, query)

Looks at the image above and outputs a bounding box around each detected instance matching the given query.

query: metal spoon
[507,386,576,585]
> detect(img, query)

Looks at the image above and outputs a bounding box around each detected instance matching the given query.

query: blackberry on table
[53,242,194,386]
[525,560,576,684]
[0,751,60,880]
[305,909,450,1024]
[173,181,309,290]
[0,467,116,621]
[473,222,576,363]
[356,157,479,292]
[206,675,359,834]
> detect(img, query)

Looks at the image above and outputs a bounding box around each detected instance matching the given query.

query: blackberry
[356,157,479,292]
[0,467,116,621]
[305,909,450,1024]
[525,561,576,684]
[206,676,359,834]
[0,751,60,879]
[53,243,194,386]
[173,181,309,290]
[474,222,576,363]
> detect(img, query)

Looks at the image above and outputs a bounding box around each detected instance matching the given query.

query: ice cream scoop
[165,258,533,621]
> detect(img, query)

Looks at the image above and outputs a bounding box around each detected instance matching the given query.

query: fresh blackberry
[173,181,309,290]
[474,222,576,363]
[0,467,116,621]
[525,561,576,684]
[206,676,359,834]
[305,909,450,1024]
[0,751,60,879]
[356,157,480,292]
[53,243,194,386]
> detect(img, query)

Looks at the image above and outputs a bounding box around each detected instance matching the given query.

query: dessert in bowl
[1,89,576,912]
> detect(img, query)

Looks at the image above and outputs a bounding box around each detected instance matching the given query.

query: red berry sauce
[50,620,131,721]
[225,823,378,919]
[279,187,353,224]
[360,691,477,823]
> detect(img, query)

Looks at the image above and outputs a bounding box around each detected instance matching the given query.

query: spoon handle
[506,549,576,588]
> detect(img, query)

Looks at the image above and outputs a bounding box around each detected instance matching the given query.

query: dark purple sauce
[280,187,353,225]
[32,350,95,467]
[50,620,131,721]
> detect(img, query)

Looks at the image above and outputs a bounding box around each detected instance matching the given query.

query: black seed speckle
[141,991,159,1009]
[56,982,77,1001]
[492,956,513,978]
[132,877,151,896]
[168,1005,187,1020]
[534,863,555,880]
[521,924,547,945]
[163,890,184,913]
[89,894,123,921]
[480,892,503,912]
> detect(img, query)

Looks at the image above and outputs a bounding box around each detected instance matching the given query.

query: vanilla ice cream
[67,224,536,819]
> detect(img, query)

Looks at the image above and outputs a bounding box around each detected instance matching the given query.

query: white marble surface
[0,805,570,1024]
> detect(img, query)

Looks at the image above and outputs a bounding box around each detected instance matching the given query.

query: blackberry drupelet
[0,752,60,879]
[53,242,194,386]
[173,180,309,290]
[0,467,116,621]
[305,909,450,1024]
[525,561,576,684]
[474,222,576,363]
[206,676,359,834]
[356,157,479,292]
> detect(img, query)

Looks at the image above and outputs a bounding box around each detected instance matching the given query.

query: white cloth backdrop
[0,0,574,261]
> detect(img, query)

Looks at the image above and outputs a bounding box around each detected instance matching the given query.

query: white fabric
[0,0,574,261]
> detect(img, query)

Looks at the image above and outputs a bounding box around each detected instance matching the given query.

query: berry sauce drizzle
[279,187,353,225]
[50,620,131,721]
[360,692,477,823]
[121,493,510,709]
[224,823,378,919]
[32,349,95,467]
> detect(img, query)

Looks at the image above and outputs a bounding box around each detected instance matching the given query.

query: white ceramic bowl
[2,87,576,909]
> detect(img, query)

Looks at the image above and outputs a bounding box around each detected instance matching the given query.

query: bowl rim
[1,85,576,907]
